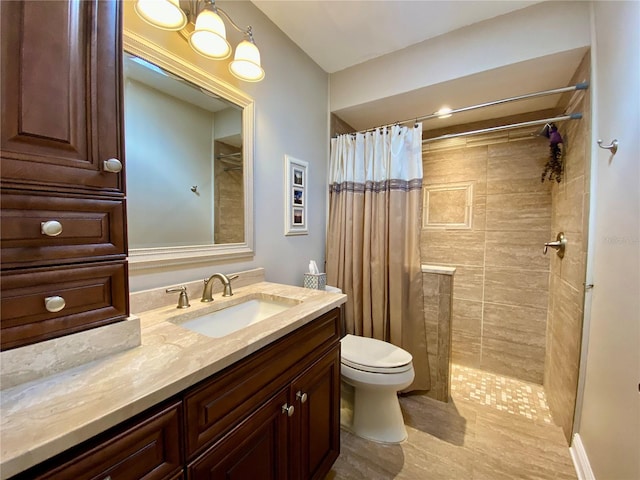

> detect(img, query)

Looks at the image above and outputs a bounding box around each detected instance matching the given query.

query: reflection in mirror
[123,52,244,248]
[122,29,254,269]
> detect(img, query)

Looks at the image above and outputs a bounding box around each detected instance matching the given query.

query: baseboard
[570,433,596,480]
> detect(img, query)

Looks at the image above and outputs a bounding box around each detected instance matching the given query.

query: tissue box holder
[303,273,326,290]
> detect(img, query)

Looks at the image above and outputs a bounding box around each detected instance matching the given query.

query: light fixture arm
[213,4,253,39]
[184,0,253,37]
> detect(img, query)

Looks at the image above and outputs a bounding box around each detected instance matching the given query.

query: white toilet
[340,334,415,443]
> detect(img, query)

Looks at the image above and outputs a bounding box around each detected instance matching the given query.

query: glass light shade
[189,9,231,60]
[229,40,265,82]
[134,0,187,31]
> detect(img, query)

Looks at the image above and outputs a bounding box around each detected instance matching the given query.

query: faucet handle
[166,286,190,309]
[222,275,239,297]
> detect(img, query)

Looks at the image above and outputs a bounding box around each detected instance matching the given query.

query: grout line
[479,151,489,366]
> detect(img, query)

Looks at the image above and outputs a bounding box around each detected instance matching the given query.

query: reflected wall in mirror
[123,30,254,269]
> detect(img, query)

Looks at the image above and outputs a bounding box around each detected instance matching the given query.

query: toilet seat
[341,334,413,374]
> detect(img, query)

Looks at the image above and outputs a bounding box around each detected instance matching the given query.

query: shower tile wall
[422,269,454,402]
[544,52,591,442]
[421,135,552,384]
[214,140,244,243]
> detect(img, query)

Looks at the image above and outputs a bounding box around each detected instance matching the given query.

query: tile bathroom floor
[326,364,577,480]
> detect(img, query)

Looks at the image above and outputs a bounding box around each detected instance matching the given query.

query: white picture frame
[285,155,308,235]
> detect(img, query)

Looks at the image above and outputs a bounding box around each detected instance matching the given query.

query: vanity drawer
[0,261,129,350]
[0,191,126,268]
[184,308,340,460]
[13,400,183,480]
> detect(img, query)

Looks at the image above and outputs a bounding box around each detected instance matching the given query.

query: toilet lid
[341,334,413,373]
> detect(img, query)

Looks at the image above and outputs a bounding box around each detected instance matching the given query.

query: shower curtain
[326,124,430,391]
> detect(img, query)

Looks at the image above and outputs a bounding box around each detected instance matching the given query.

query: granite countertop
[0,282,346,479]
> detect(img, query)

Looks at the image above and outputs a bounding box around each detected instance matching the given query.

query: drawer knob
[44,296,66,313]
[296,391,308,403]
[282,403,295,417]
[103,158,123,173]
[41,220,63,237]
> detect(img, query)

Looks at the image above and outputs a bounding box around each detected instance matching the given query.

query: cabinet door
[0,0,124,195]
[14,401,183,480]
[290,346,341,480]
[188,389,290,480]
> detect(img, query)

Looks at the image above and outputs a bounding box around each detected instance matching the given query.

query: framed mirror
[123,30,254,269]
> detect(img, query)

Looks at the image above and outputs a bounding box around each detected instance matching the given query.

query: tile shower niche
[423,182,474,230]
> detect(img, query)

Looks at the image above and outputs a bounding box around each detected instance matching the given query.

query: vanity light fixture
[135,0,187,31]
[134,0,265,82]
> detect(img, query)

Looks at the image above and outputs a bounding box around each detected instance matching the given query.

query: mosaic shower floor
[450,363,553,424]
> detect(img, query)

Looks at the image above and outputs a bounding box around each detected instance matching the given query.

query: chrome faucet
[201,273,238,302]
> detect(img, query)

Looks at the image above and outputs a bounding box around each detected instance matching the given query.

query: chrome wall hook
[597,138,618,155]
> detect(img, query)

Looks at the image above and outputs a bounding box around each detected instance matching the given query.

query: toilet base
[341,379,408,444]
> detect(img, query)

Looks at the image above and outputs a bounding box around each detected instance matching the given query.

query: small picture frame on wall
[285,155,308,235]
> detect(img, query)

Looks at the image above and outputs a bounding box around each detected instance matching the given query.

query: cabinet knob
[296,391,308,403]
[44,296,66,313]
[103,158,123,173]
[41,220,63,237]
[282,403,295,417]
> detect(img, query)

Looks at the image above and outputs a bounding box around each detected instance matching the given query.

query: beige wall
[330,113,355,137]
[421,132,553,384]
[544,52,591,443]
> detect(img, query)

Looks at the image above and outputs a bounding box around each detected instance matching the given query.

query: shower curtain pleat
[327,125,430,392]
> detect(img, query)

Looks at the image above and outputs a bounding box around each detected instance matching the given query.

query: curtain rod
[417,82,588,124]
[422,113,582,143]
[333,82,589,137]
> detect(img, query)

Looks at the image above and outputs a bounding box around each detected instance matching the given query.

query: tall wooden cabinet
[0,0,129,350]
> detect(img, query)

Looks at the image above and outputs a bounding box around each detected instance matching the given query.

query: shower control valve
[543,232,567,259]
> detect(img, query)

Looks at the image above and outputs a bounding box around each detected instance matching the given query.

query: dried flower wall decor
[541,123,564,183]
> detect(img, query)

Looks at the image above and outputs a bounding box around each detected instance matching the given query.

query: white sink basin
[171,296,297,338]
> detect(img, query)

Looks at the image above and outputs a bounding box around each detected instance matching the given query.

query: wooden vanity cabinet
[185,308,341,480]
[0,0,129,350]
[8,309,342,480]
[13,400,184,480]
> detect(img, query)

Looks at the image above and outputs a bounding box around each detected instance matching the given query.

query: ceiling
[252,0,542,74]
[251,0,588,132]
